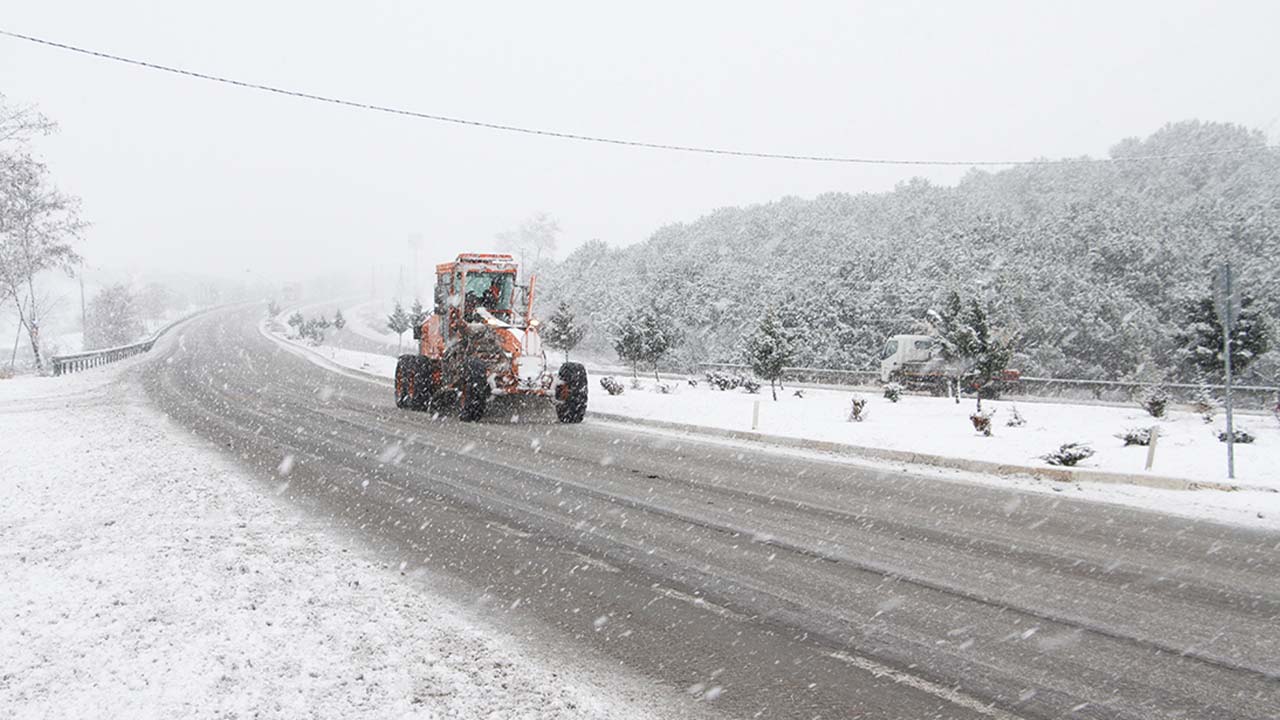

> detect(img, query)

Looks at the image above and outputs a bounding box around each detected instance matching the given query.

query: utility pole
[78,272,87,333]
[1214,262,1240,479]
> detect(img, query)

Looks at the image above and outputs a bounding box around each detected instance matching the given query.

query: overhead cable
[3,28,1277,167]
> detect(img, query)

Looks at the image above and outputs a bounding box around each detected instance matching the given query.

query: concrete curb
[587,411,1261,494]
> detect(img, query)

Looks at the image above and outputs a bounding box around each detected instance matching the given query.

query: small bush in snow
[267,299,281,317]
[655,382,676,394]
[847,395,868,422]
[630,377,643,390]
[970,408,996,436]
[704,370,737,391]
[793,389,805,399]
[287,311,304,329]
[1137,385,1170,418]
[299,318,326,344]
[1006,403,1026,427]
[686,377,698,387]
[1218,428,1255,444]
[600,377,624,396]
[1191,385,1216,424]
[1116,427,1153,446]
[883,382,903,403]
[1042,442,1095,467]
[704,370,760,393]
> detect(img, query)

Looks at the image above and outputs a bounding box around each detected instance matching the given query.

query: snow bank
[0,364,674,719]
[593,378,1280,489]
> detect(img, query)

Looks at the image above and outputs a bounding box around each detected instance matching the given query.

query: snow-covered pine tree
[637,305,682,382]
[927,291,1014,410]
[614,305,682,381]
[613,312,645,379]
[409,298,427,334]
[387,300,411,350]
[84,284,142,350]
[333,309,346,329]
[744,306,794,400]
[545,301,586,361]
[1174,294,1269,380]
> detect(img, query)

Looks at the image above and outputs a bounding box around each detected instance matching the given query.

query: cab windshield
[463,271,515,312]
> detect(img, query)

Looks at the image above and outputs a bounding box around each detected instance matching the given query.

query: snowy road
[141,306,1280,719]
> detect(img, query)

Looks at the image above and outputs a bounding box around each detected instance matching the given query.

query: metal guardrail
[1016,376,1279,403]
[699,362,880,387]
[51,339,156,376]
[698,362,1280,409]
[51,308,207,377]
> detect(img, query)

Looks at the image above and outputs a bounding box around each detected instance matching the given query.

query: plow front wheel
[395,355,438,411]
[556,362,588,424]
[459,360,490,422]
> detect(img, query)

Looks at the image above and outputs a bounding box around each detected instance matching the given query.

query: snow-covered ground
[342,298,405,349]
[0,362,685,719]
[300,342,399,378]
[591,378,1280,487]
[268,333,1280,529]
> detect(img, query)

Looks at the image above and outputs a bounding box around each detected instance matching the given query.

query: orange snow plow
[394,253,587,422]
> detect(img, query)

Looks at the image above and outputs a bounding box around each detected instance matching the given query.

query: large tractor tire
[458,359,491,422]
[395,355,437,411]
[556,362,589,424]
[394,355,417,409]
[411,357,442,411]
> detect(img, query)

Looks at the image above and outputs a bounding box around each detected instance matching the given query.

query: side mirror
[412,325,422,340]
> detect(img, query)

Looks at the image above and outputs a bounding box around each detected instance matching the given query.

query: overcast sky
[3,0,1278,284]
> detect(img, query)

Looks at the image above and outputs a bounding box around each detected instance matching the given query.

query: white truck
[879,334,1020,397]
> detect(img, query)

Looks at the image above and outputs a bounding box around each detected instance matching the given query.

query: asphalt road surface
[140,306,1280,719]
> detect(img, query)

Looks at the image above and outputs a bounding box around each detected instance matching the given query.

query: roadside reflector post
[751,400,760,431]
[1145,425,1160,471]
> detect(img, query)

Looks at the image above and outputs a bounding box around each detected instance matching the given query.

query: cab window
[882,340,899,359]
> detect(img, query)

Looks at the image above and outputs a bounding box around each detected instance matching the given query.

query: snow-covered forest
[540,121,1279,384]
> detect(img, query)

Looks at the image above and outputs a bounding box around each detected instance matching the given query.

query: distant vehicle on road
[394,253,588,422]
[879,333,1020,398]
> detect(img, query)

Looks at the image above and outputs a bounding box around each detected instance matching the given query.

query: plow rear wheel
[394,355,415,409]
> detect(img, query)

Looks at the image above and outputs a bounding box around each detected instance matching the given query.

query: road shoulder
[0,360,691,719]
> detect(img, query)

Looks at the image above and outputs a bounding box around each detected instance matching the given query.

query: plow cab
[394,253,587,423]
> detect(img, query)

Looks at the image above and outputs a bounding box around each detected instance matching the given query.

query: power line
[4,27,1278,167]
